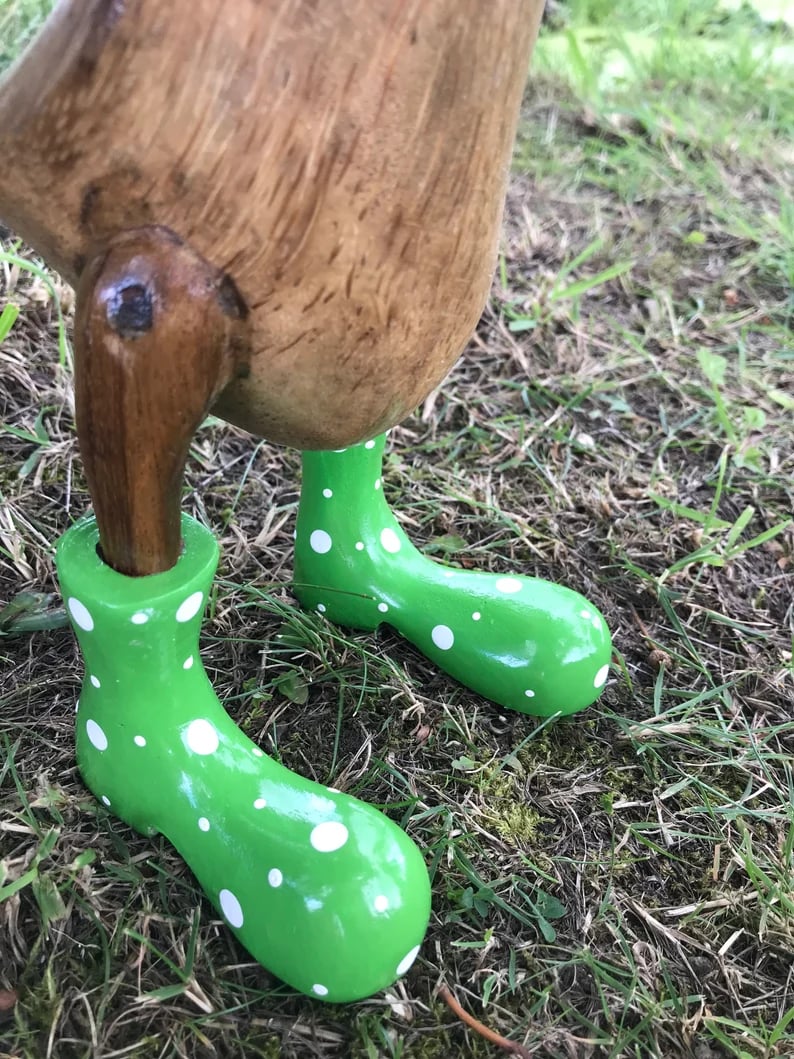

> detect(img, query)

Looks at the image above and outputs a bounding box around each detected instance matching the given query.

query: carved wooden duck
[0,0,610,1002]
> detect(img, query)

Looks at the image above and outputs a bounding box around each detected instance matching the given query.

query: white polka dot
[68,597,94,631]
[524,689,536,698]
[268,868,283,887]
[185,719,219,755]
[355,541,364,551]
[495,577,522,594]
[396,944,421,976]
[176,591,203,623]
[364,439,376,449]
[310,821,349,852]
[592,616,603,630]
[443,570,455,578]
[219,888,244,928]
[90,675,101,689]
[579,608,592,619]
[374,478,382,489]
[183,655,194,670]
[198,817,210,831]
[310,530,332,554]
[86,719,108,751]
[322,488,333,498]
[254,798,267,810]
[306,897,323,911]
[134,735,147,747]
[431,625,454,651]
[252,747,264,757]
[316,603,327,613]
[312,983,329,997]
[594,664,610,689]
[378,602,389,613]
[101,795,111,806]
[380,528,401,553]
[327,786,341,794]
[131,611,149,625]
[472,612,481,621]
[374,894,389,913]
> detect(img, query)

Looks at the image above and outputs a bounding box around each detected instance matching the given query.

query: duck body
[0,0,544,448]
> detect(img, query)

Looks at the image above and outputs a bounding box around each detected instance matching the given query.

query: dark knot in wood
[106,281,153,338]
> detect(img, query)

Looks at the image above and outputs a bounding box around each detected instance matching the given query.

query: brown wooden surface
[74,227,250,574]
[0,0,544,450]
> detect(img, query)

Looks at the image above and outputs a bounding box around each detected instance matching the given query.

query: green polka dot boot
[55,514,431,1003]
[294,434,612,717]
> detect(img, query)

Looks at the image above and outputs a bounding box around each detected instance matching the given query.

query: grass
[1,0,793,1056]
[0,0,53,73]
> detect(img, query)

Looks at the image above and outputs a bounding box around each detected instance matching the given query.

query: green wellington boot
[56,514,431,1003]
[294,435,612,717]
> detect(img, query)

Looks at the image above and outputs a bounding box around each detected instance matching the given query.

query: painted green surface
[295,435,612,717]
[55,514,431,1004]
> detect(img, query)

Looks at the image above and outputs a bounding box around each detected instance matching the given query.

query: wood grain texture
[74,226,250,574]
[0,0,544,450]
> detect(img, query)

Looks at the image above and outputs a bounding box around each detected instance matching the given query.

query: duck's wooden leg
[294,435,612,717]
[73,226,249,576]
[55,228,431,1002]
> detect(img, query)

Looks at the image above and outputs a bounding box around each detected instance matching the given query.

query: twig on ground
[438,984,532,1058]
